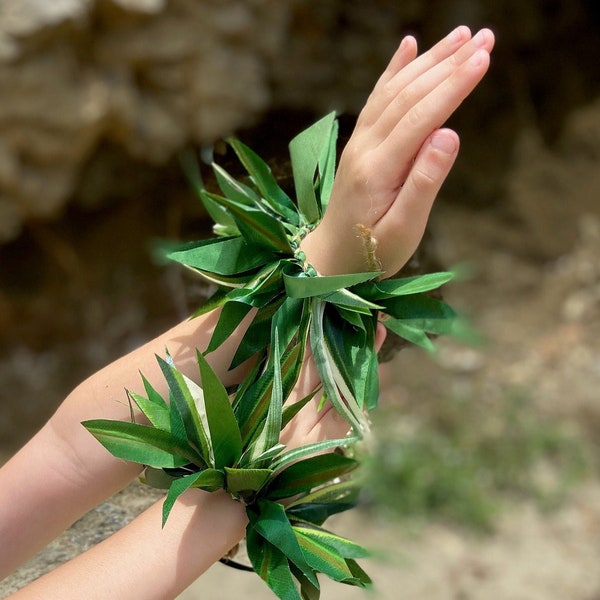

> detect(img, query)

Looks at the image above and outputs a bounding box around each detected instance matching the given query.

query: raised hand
[302,26,495,277]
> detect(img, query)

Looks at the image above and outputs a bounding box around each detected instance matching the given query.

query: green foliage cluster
[367,391,589,531]
[82,113,457,599]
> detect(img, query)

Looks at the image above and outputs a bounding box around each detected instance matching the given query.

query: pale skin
[1,26,494,599]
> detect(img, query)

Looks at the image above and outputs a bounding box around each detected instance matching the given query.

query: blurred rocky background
[2,1,600,598]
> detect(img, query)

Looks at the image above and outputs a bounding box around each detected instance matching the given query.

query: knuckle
[409,164,437,194]
[406,103,424,127]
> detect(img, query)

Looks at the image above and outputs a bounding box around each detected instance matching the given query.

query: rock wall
[0,0,291,242]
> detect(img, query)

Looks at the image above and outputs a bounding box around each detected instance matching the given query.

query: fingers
[359,25,472,130]
[371,28,494,147]
[375,37,493,189]
[375,128,460,276]
[360,35,419,123]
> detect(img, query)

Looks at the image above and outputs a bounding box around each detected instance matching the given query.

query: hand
[301,26,495,278]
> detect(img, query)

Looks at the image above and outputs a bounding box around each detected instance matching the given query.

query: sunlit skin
[1,27,494,599]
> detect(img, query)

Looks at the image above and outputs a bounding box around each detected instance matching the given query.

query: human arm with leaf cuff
[1,26,494,599]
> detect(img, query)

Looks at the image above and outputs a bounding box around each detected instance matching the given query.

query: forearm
[7,489,248,600]
[0,307,253,577]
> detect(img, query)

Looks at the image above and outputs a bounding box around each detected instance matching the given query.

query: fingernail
[472,29,487,47]
[449,25,468,43]
[430,131,458,154]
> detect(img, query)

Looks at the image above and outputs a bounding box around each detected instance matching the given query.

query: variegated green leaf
[293,526,369,560]
[271,437,358,472]
[267,453,358,500]
[157,355,212,464]
[196,350,242,469]
[248,329,283,462]
[249,500,318,587]
[293,528,355,583]
[310,301,367,433]
[246,526,303,600]
[82,419,202,468]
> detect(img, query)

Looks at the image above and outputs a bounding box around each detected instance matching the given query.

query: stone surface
[0,0,291,242]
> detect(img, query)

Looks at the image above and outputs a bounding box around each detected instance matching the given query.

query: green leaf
[293,529,355,583]
[161,469,225,527]
[317,117,338,213]
[322,310,379,410]
[367,271,454,298]
[346,559,372,587]
[283,270,380,299]
[203,191,293,254]
[242,443,286,468]
[267,453,358,500]
[228,138,299,225]
[82,419,201,468]
[318,288,382,314]
[248,329,284,462]
[165,236,271,276]
[142,466,175,489]
[128,388,170,432]
[286,479,361,511]
[290,564,321,600]
[289,112,337,224]
[271,437,358,472]
[212,162,259,206]
[310,301,367,433]
[196,350,243,469]
[271,296,305,354]
[380,294,456,329]
[236,342,301,443]
[383,319,436,352]
[249,500,318,587]
[157,355,212,464]
[224,467,273,494]
[179,149,239,237]
[205,301,253,354]
[229,303,279,369]
[293,526,369,560]
[246,526,303,600]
